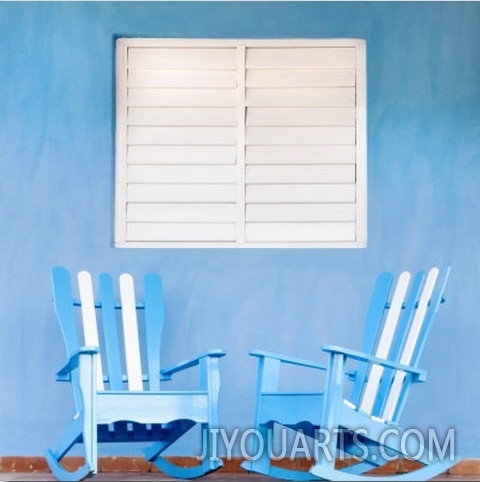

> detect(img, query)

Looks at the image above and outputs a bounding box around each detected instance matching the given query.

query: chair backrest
[52,267,164,392]
[348,265,450,424]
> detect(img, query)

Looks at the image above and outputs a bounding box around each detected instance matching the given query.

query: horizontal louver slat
[246,126,355,145]
[126,223,236,242]
[245,223,356,243]
[246,87,356,107]
[127,126,236,145]
[128,47,237,69]
[128,88,237,107]
[246,145,356,164]
[128,107,237,127]
[246,47,356,68]
[246,184,356,204]
[127,165,237,184]
[127,184,236,203]
[246,107,355,127]
[128,146,236,165]
[246,203,356,222]
[246,165,355,184]
[128,69,237,88]
[246,68,356,87]
[127,203,236,223]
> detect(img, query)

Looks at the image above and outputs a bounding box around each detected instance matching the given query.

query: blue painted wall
[1,1,479,459]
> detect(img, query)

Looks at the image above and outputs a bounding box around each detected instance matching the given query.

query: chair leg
[240,422,271,475]
[45,449,94,482]
[241,422,322,481]
[47,354,98,482]
[45,418,95,482]
[198,422,223,474]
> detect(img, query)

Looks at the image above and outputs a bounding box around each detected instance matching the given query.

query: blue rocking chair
[242,265,459,480]
[46,267,225,481]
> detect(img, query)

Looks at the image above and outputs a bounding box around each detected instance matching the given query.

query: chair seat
[259,392,324,425]
[97,392,210,425]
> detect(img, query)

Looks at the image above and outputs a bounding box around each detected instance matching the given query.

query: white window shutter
[116,42,239,245]
[115,39,366,248]
[244,45,359,244]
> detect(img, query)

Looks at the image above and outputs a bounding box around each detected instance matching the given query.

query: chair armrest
[250,350,356,380]
[160,349,226,381]
[250,350,327,370]
[56,346,100,381]
[322,345,427,382]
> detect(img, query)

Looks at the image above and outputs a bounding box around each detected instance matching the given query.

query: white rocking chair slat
[78,271,104,391]
[381,267,439,421]
[119,273,144,391]
[372,270,426,417]
[359,271,411,415]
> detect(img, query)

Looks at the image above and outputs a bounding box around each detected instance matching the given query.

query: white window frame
[115,38,367,248]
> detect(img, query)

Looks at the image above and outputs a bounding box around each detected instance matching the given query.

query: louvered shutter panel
[117,43,239,244]
[115,39,366,248]
[245,46,359,244]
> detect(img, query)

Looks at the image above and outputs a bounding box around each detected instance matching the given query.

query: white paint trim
[114,39,129,247]
[355,39,368,246]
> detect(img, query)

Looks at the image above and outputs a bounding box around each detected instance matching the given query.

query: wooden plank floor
[1,473,271,481]
[0,472,474,481]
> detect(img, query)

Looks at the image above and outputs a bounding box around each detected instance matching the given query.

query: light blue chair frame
[46,267,225,481]
[242,265,459,481]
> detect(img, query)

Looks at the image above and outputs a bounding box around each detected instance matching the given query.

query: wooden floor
[0,471,475,481]
[0,459,474,481]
